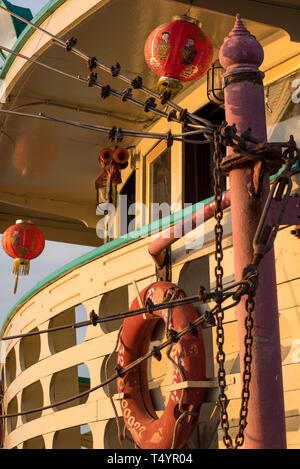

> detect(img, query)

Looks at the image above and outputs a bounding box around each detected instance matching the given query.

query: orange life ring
[117,281,206,449]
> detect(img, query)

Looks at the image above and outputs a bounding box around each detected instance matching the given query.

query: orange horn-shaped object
[99,148,113,165]
[113,148,129,164]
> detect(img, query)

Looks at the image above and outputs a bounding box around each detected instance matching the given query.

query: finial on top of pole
[219,13,264,73]
[229,13,249,36]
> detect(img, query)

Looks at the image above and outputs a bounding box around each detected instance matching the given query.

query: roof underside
[0,0,295,245]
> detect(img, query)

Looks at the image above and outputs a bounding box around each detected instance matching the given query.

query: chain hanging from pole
[213,126,257,449]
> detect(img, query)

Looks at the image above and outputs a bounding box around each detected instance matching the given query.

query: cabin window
[146,141,171,222]
[265,70,300,144]
[150,149,171,208]
[184,103,226,206]
[119,170,136,234]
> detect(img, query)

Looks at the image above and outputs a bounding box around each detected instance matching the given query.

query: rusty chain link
[235,289,255,447]
[213,126,256,449]
[213,127,231,447]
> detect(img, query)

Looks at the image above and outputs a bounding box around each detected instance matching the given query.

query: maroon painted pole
[219,15,286,448]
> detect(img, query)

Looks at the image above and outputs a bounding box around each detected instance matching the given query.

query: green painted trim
[78,377,90,384]
[269,162,299,181]
[0,198,208,336]
[0,49,7,61]
[0,0,67,80]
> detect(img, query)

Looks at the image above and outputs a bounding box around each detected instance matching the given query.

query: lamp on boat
[207,59,225,106]
[144,15,213,97]
[2,220,45,294]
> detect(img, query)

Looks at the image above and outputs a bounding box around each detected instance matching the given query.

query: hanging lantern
[2,220,45,294]
[207,59,225,106]
[144,15,214,95]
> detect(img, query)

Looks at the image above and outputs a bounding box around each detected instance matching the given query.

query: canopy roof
[173,0,300,42]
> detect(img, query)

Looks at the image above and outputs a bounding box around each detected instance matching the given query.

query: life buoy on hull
[117,281,206,449]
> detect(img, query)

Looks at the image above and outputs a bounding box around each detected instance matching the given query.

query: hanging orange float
[113,147,129,165]
[117,281,206,449]
[95,147,129,205]
[2,220,45,294]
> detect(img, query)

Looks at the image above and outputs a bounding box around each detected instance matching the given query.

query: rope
[0,318,92,341]
[104,325,124,446]
[0,45,172,125]
[0,108,212,146]
[0,279,252,342]
[0,291,221,342]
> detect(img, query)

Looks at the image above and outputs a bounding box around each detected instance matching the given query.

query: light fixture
[207,59,225,106]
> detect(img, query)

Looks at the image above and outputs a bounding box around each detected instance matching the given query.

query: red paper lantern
[2,220,45,293]
[144,15,213,94]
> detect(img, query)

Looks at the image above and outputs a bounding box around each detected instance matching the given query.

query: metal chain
[213,128,231,446]
[213,128,256,449]
[234,290,255,447]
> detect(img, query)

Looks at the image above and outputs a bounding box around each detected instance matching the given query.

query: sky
[0,236,92,328]
[10,0,51,17]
